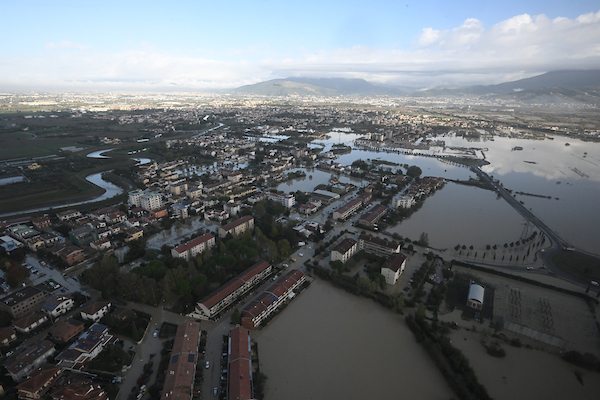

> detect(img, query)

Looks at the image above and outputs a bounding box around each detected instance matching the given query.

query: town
[0,93,600,400]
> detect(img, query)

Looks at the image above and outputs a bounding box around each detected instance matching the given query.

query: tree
[277,239,291,258]
[406,165,422,178]
[419,232,429,247]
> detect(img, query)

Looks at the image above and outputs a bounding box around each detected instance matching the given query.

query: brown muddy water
[253,279,452,400]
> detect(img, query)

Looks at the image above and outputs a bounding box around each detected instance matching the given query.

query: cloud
[4,10,600,90]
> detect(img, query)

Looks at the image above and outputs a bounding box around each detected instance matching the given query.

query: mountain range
[231,70,600,104]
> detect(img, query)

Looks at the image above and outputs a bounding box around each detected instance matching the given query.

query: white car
[299,253,304,257]
[205,361,210,369]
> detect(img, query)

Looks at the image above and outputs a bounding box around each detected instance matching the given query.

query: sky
[1,0,600,91]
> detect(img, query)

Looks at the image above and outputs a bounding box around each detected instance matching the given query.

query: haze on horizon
[2,0,600,92]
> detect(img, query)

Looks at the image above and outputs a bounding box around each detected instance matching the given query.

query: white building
[393,195,416,209]
[331,238,358,264]
[467,283,485,310]
[140,192,163,211]
[381,254,407,285]
[268,192,296,208]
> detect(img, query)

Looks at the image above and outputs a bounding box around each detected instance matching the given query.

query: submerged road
[472,166,600,291]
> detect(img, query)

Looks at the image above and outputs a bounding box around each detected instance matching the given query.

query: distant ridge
[232,77,412,97]
[232,70,600,104]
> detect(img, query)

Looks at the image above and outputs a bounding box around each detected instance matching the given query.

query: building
[4,340,56,382]
[381,254,407,285]
[241,269,306,330]
[0,326,17,346]
[50,320,86,343]
[53,245,85,266]
[80,301,111,322]
[310,189,340,204]
[268,192,295,208]
[218,215,254,239]
[160,320,201,400]
[332,199,362,221]
[195,261,272,320]
[0,286,48,319]
[69,226,98,247]
[393,195,416,209]
[90,238,111,251]
[13,312,49,334]
[50,379,108,400]
[123,227,144,242]
[55,323,117,370]
[331,238,358,264]
[467,283,485,310]
[56,210,82,222]
[357,204,388,228]
[169,181,188,196]
[31,217,51,230]
[171,233,216,261]
[227,327,253,400]
[359,234,401,257]
[171,203,189,219]
[42,295,74,319]
[16,366,63,400]
[224,202,241,217]
[204,209,229,222]
[128,189,145,207]
[140,192,163,211]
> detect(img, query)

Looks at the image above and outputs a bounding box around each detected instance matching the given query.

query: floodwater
[304,131,600,256]
[387,182,527,249]
[254,279,452,400]
[145,216,219,249]
[449,327,600,400]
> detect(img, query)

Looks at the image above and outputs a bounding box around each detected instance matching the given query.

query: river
[254,279,452,400]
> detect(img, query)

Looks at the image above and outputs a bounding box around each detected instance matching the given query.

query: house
[159,320,201,400]
[50,379,108,400]
[123,227,144,242]
[4,340,56,382]
[90,238,111,251]
[0,326,17,346]
[393,195,416,209]
[55,323,116,370]
[52,244,85,266]
[217,215,254,239]
[13,312,49,334]
[49,320,86,343]
[16,366,63,400]
[381,254,407,285]
[467,283,485,310]
[0,286,48,319]
[171,203,189,219]
[331,238,358,264]
[80,301,111,322]
[268,192,295,208]
[56,210,81,222]
[31,217,51,230]
[42,295,74,318]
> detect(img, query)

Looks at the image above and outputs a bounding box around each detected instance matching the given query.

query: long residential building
[195,261,272,320]
[218,215,254,239]
[332,199,362,221]
[359,234,401,257]
[357,204,388,228]
[241,269,306,330]
[227,327,254,400]
[160,320,201,400]
[171,233,216,261]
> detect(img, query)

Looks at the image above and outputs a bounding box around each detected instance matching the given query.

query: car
[205,361,210,369]
[213,387,218,397]
[403,287,410,292]
[541,249,545,252]
[526,267,533,270]
[153,330,158,337]
[299,253,304,257]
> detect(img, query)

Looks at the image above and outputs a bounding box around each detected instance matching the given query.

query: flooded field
[254,279,452,400]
